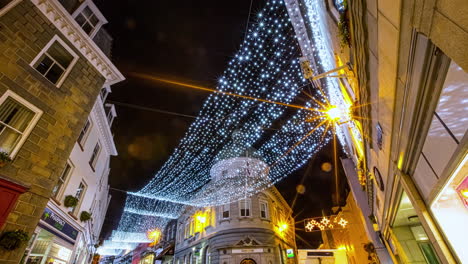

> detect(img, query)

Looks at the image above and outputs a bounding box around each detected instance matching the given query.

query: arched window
[240,258,257,264]
[204,246,211,264]
[278,245,285,264]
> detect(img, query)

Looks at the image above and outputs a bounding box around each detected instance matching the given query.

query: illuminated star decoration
[304,215,348,232]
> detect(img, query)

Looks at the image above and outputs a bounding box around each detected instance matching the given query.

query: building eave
[30,0,125,85]
[92,96,118,156]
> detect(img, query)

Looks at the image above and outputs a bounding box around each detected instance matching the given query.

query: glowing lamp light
[325,105,351,124]
[326,106,341,121]
[461,189,468,198]
[337,245,347,251]
[277,222,289,234]
[146,229,161,246]
[196,215,207,224]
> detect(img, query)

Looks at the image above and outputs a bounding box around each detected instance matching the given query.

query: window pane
[35,55,53,75]
[75,13,87,27]
[48,42,74,68]
[0,128,21,153]
[52,164,70,198]
[89,14,99,26]
[77,120,90,145]
[81,22,93,35]
[45,64,64,84]
[0,97,34,132]
[82,6,93,18]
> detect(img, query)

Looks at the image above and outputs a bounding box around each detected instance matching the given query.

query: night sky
[95,0,347,249]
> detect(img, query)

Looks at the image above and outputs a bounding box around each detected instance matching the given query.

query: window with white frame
[105,104,116,126]
[77,119,91,148]
[31,36,78,87]
[100,86,110,101]
[72,1,106,37]
[222,204,230,219]
[0,91,42,158]
[89,142,101,170]
[72,181,87,214]
[239,199,251,217]
[0,0,20,15]
[260,201,269,219]
[51,162,72,199]
[75,6,100,35]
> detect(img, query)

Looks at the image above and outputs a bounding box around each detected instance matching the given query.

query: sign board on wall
[40,207,79,241]
[286,249,295,258]
[232,248,264,254]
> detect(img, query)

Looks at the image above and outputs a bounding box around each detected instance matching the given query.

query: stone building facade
[0,0,123,263]
[173,156,296,264]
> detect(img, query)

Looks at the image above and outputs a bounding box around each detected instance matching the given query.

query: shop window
[239,199,251,217]
[26,229,73,264]
[31,36,78,87]
[0,91,42,158]
[431,154,468,262]
[390,191,440,263]
[51,162,73,199]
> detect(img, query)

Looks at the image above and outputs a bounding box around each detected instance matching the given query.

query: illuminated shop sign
[41,207,78,241]
[286,249,295,258]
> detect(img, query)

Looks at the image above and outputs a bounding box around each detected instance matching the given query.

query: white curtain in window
[0,97,34,153]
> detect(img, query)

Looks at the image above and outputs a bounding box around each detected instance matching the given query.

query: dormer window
[72,1,107,38]
[105,103,117,127]
[100,86,111,102]
[75,6,99,35]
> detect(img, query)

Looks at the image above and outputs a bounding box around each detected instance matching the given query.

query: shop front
[387,189,440,264]
[25,207,80,264]
[430,153,468,263]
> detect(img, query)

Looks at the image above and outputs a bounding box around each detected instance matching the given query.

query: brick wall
[0,1,106,262]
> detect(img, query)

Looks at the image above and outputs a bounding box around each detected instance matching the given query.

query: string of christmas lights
[100,0,352,254]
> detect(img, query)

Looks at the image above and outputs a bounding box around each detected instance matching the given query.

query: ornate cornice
[92,96,117,156]
[30,0,125,85]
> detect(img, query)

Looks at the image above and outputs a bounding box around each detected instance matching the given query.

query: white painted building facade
[24,89,117,264]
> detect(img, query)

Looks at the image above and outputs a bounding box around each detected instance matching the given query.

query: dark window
[376,122,383,150]
[0,0,12,9]
[77,119,91,147]
[75,6,99,35]
[34,41,74,85]
[373,167,384,192]
[222,204,229,219]
[51,163,72,198]
[89,142,101,170]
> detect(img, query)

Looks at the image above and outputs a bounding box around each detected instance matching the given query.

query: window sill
[89,163,95,172]
[68,211,78,220]
[19,59,67,93]
[78,142,85,151]
[51,197,61,206]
